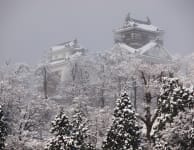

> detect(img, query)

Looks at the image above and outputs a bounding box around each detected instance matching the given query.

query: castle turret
[112,14,172,63]
[48,39,87,81]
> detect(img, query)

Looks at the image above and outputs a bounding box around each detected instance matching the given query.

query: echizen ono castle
[48,14,172,81]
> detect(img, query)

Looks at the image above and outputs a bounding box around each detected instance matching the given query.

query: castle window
[130,32,141,41]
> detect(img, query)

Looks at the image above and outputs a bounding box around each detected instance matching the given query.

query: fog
[0,0,194,64]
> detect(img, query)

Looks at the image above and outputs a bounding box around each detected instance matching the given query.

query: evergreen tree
[46,109,95,150]
[152,138,168,150]
[0,105,8,149]
[154,111,194,150]
[68,110,95,150]
[102,92,141,150]
[154,77,194,133]
[45,110,72,150]
[150,77,194,149]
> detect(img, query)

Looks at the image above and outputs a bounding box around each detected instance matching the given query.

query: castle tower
[48,39,87,81]
[112,13,172,63]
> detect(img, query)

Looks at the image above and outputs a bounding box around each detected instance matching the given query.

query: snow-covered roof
[112,41,159,55]
[137,53,172,64]
[51,39,81,51]
[139,41,158,55]
[115,15,162,34]
[51,45,67,51]
[49,59,65,65]
[138,41,172,62]
[111,40,172,63]
[112,43,136,53]
[115,21,159,33]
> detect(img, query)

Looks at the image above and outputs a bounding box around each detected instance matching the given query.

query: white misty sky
[0,0,194,64]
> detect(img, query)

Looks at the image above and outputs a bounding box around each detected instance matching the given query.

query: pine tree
[152,139,168,150]
[46,109,95,150]
[154,111,194,150]
[154,77,194,133]
[45,110,72,150]
[68,110,95,150]
[102,92,141,150]
[0,105,8,149]
[150,77,194,149]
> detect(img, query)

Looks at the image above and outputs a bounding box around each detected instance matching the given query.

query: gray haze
[0,0,194,64]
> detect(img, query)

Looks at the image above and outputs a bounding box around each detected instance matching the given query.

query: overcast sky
[0,0,194,64]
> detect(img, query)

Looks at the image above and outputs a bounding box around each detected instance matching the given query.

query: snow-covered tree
[0,105,8,149]
[183,53,194,90]
[102,92,141,150]
[154,77,194,133]
[135,74,194,149]
[0,64,59,149]
[134,65,172,148]
[35,64,60,99]
[68,110,95,150]
[95,52,142,107]
[154,110,194,150]
[152,138,168,150]
[45,110,71,150]
[0,64,27,138]
[46,109,95,150]
[56,56,96,106]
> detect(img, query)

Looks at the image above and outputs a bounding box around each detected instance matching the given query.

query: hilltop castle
[48,14,172,80]
[112,13,172,63]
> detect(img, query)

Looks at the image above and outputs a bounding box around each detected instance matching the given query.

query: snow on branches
[45,109,95,150]
[0,105,8,149]
[154,77,194,133]
[102,92,141,150]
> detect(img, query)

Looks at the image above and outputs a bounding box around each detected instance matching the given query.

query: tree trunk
[43,67,48,99]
